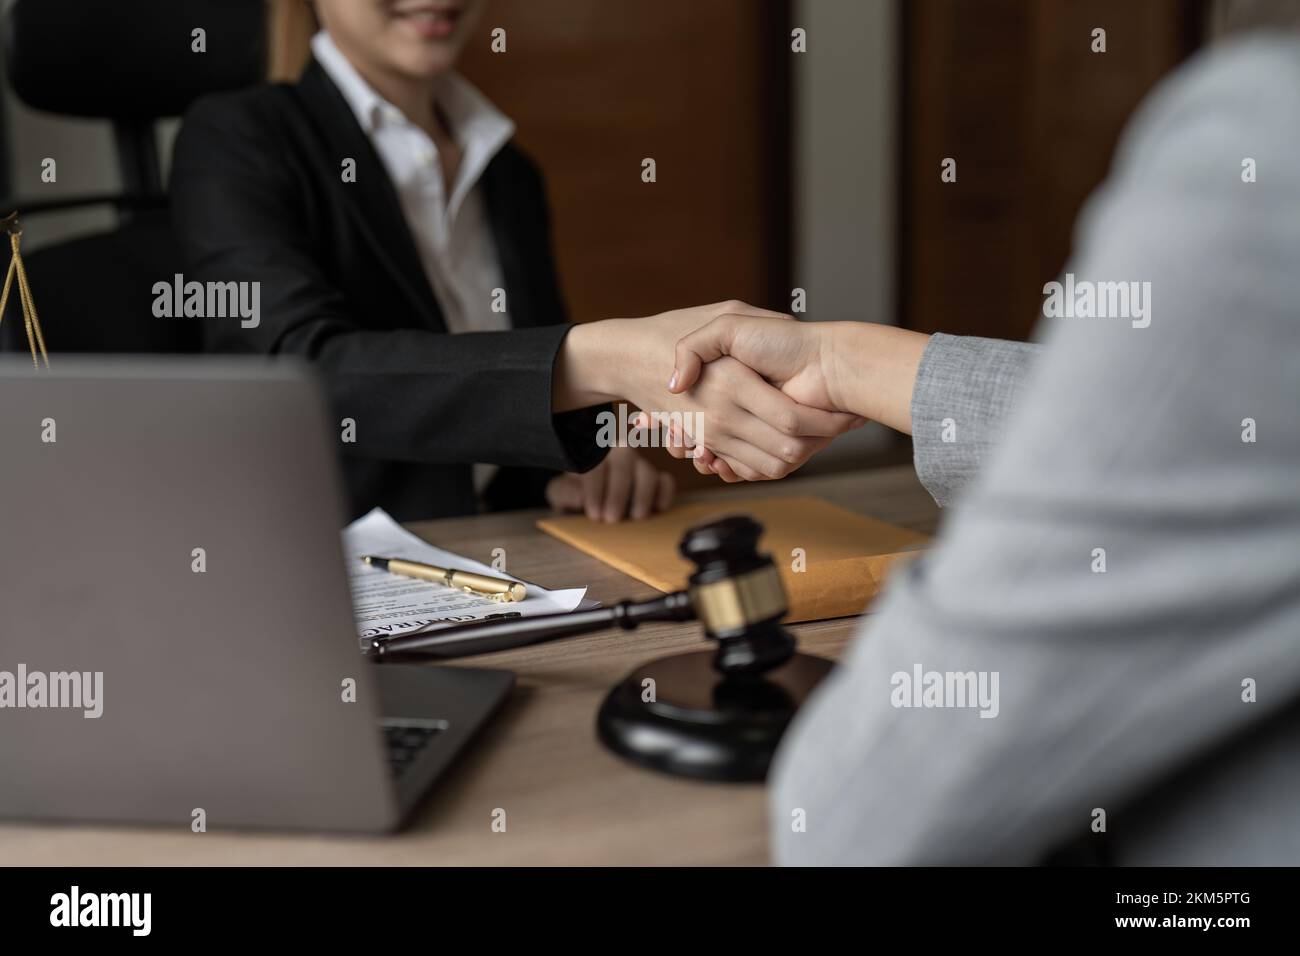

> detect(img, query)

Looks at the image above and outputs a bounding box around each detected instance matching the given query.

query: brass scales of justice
[0,211,50,369]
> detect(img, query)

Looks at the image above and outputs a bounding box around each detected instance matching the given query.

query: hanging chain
[0,212,50,369]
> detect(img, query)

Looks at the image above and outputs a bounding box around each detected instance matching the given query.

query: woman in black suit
[170,0,858,522]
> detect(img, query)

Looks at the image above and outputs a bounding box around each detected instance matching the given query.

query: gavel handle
[369,590,695,661]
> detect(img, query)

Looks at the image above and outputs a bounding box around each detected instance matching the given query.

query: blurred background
[0,0,1212,483]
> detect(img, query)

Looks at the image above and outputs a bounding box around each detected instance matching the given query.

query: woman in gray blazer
[667,11,1300,864]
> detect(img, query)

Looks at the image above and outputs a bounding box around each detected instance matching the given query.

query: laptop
[0,357,513,832]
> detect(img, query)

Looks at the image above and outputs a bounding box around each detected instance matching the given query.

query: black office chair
[0,0,265,354]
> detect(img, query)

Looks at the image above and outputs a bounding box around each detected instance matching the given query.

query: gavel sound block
[596,515,833,782]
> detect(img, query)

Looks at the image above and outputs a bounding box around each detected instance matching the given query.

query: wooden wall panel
[899,0,1205,341]
[458,0,791,324]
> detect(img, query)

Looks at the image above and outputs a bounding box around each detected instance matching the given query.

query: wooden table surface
[1,466,939,866]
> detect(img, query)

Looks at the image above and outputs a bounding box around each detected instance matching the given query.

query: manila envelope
[537,496,929,623]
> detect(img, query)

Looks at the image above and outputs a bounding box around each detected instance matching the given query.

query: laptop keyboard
[381,719,447,779]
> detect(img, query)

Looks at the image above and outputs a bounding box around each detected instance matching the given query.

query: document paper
[343,508,587,643]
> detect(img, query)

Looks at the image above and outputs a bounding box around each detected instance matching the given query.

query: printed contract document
[343,508,587,644]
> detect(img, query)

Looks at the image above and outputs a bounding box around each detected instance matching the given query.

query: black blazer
[170,61,606,522]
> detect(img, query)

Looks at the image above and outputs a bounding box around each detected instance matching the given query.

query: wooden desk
[0,466,939,866]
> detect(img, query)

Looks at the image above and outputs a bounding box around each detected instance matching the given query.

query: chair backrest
[1,0,266,354]
[6,0,265,120]
[7,0,266,196]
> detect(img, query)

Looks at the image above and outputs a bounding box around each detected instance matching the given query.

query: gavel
[368,515,796,675]
[368,514,832,781]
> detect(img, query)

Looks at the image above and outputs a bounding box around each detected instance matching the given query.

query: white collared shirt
[312,31,515,335]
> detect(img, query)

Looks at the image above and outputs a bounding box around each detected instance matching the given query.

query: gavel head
[680,516,796,676]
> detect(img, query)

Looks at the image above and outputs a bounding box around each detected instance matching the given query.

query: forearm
[551,319,636,412]
[824,323,932,434]
[554,314,707,412]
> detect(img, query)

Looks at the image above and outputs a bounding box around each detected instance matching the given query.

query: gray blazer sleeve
[910,334,1041,506]
[769,35,1300,865]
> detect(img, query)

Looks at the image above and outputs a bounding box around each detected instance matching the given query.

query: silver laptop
[0,357,513,832]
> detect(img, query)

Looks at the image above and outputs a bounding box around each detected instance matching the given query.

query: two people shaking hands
[552,303,927,484]
[172,0,912,525]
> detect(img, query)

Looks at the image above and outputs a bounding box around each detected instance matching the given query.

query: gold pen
[361,555,527,603]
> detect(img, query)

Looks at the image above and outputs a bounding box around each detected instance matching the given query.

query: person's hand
[663,314,932,481]
[555,301,862,481]
[545,446,675,522]
[670,314,836,409]
[659,314,842,481]
[640,355,845,481]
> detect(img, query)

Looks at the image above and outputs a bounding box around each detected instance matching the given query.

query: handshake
[557,301,932,484]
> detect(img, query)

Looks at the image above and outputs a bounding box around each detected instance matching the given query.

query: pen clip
[461,586,512,603]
